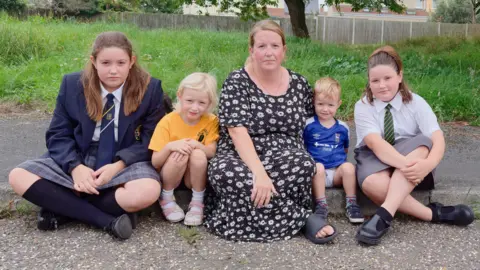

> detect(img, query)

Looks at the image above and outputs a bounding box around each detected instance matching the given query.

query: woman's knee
[189,149,208,168]
[8,168,40,195]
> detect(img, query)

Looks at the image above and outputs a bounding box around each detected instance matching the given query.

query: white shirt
[354,91,440,148]
[91,83,123,142]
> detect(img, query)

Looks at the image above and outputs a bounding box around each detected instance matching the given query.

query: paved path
[1,215,479,269]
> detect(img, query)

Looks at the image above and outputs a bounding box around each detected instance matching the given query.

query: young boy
[304,77,364,224]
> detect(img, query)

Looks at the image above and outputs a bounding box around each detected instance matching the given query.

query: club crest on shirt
[335,133,341,143]
[135,125,142,141]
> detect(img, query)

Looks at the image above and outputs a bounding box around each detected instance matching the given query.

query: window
[416,0,424,9]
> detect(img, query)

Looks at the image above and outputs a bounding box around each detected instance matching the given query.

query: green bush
[0,0,26,13]
[431,0,479,24]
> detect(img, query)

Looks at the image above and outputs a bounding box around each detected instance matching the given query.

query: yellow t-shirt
[149,111,219,152]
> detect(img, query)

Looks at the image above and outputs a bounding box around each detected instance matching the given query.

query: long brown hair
[245,20,286,66]
[81,32,151,121]
[363,45,412,104]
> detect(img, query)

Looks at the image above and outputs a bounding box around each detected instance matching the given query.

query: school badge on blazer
[135,125,142,141]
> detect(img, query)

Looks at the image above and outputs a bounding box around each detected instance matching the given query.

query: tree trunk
[284,0,309,38]
[472,0,477,24]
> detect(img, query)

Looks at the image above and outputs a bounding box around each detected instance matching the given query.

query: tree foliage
[431,0,480,24]
[325,0,405,14]
[0,0,27,13]
[187,0,406,38]
[182,0,276,20]
[141,0,184,14]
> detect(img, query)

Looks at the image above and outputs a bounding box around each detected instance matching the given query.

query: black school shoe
[356,214,391,246]
[37,208,72,231]
[105,214,133,240]
[127,212,138,229]
[428,202,474,226]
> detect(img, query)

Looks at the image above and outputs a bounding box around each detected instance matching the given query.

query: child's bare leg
[161,152,189,190]
[313,163,327,200]
[183,149,208,226]
[333,162,364,223]
[333,162,356,196]
[312,163,335,238]
[381,146,430,217]
[362,170,432,221]
[358,146,432,244]
[159,152,189,222]
[184,149,208,192]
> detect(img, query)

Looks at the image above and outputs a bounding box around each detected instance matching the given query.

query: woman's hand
[401,158,433,185]
[93,160,126,187]
[168,139,194,155]
[251,173,278,208]
[71,164,99,194]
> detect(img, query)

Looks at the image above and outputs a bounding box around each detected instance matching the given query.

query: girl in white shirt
[354,45,474,246]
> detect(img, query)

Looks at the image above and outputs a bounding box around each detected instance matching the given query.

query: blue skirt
[17,143,160,190]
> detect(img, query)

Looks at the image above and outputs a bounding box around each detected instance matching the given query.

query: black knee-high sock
[85,188,126,217]
[23,179,115,229]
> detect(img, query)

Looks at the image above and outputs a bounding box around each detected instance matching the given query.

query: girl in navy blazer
[9,32,165,240]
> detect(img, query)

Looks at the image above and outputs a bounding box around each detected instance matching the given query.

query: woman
[204,20,333,243]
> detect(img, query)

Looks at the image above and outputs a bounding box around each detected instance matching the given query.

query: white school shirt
[354,91,441,148]
[91,83,124,142]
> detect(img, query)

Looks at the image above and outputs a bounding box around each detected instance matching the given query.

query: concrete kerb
[3,182,477,217]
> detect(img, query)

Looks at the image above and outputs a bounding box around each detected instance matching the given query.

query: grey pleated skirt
[354,134,435,189]
[17,143,160,190]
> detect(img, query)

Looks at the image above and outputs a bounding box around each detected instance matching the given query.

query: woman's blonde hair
[314,77,341,101]
[245,20,286,66]
[81,32,150,121]
[174,72,218,113]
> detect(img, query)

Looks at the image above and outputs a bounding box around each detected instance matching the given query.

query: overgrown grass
[1,14,479,124]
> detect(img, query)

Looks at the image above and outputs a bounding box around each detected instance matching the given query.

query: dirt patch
[0,101,51,119]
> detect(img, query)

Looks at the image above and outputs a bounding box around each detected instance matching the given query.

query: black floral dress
[205,68,316,242]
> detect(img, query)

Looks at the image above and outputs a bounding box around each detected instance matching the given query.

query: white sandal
[160,199,185,223]
[184,201,204,226]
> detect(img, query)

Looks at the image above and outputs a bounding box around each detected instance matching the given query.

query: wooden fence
[54,12,480,44]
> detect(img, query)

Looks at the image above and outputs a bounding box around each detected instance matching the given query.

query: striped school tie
[95,93,116,169]
[384,104,395,145]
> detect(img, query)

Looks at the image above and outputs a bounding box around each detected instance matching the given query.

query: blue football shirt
[304,116,350,169]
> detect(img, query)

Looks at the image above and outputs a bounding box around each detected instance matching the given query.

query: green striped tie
[384,104,395,145]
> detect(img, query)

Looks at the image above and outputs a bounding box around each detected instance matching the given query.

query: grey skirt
[354,134,435,190]
[17,143,160,190]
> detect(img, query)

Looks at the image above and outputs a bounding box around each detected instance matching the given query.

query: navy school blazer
[45,72,166,174]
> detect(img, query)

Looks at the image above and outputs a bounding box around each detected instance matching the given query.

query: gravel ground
[1,215,479,270]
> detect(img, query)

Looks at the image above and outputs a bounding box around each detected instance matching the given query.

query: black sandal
[304,206,338,244]
[428,202,474,226]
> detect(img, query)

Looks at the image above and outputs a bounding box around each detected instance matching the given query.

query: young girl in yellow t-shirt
[149,72,219,226]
